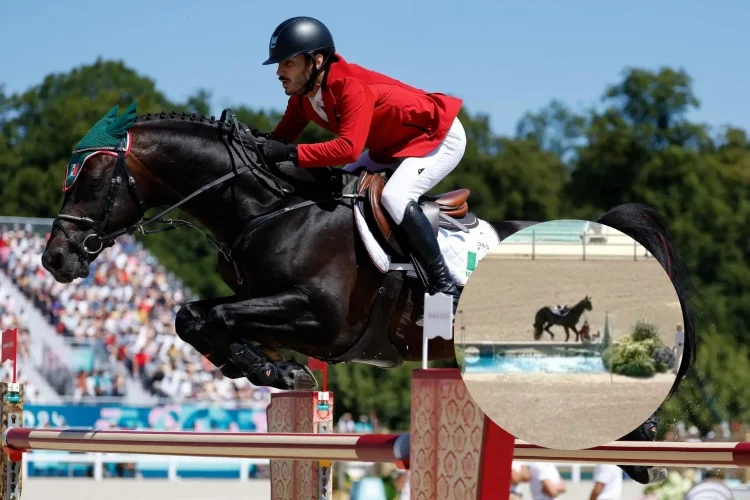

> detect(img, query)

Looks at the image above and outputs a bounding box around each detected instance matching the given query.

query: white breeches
[343,117,467,224]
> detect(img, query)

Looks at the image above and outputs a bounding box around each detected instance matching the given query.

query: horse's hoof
[617,464,666,485]
[648,467,668,483]
[276,361,319,391]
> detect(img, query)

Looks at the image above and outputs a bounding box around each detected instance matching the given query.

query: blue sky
[1,0,748,137]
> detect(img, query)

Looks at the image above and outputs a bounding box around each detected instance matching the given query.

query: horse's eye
[90,177,104,187]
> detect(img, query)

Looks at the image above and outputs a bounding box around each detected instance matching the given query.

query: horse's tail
[533,324,543,341]
[595,203,697,398]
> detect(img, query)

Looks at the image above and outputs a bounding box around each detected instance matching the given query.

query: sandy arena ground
[455,257,683,450]
[463,372,676,450]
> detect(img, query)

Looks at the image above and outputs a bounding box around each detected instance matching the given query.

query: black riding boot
[397,202,461,322]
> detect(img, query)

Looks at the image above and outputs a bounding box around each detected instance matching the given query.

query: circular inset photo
[455,219,683,450]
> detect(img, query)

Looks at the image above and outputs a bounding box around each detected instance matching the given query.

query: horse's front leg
[205,287,332,391]
[571,325,581,342]
[563,326,571,342]
[175,295,253,379]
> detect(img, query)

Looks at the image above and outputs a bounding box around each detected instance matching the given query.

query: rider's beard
[287,66,314,96]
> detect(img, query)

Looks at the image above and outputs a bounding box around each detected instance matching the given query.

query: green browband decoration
[64,101,138,191]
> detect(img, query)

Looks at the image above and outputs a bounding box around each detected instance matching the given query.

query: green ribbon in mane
[64,101,138,191]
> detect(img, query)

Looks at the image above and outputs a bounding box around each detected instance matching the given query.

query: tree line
[1,59,748,432]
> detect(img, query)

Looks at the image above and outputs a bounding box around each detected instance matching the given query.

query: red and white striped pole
[3,426,749,469]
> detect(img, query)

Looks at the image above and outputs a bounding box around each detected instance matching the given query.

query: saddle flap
[358,170,460,256]
[368,174,393,240]
[358,170,376,196]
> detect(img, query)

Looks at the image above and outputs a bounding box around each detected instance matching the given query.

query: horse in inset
[533,295,593,342]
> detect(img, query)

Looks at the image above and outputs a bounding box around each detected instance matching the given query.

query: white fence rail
[24,451,269,481]
[489,224,654,261]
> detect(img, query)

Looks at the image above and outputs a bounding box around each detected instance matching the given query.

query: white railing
[23,451,269,481]
[488,228,654,261]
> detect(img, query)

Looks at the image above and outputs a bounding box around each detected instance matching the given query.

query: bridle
[53,109,358,285]
[54,139,146,259]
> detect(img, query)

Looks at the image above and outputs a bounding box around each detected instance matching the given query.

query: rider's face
[276,54,321,96]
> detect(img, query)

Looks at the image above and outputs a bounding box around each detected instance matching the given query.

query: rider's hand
[260,140,298,166]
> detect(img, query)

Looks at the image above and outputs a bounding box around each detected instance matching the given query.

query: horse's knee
[175,303,204,340]
[206,305,234,330]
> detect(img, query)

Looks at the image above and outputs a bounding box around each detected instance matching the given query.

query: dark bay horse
[533,295,593,342]
[40,103,697,404]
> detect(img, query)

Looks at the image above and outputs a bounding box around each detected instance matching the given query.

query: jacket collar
[310,53,346,125]
[320,52,345,91]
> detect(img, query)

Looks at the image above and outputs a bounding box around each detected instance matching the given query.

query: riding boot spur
[396,201,461,319]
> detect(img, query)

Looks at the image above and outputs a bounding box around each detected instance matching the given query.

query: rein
[54,109,360,286]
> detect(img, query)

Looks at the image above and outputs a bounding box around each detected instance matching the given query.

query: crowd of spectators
[0,226,274,404]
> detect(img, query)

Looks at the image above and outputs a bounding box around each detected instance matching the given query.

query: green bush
[601,321,670,377]
[603,340,656,377]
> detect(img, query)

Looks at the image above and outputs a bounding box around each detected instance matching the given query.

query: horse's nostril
[43,248,66,271]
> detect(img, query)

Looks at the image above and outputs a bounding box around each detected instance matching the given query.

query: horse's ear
[104,104,120,120]
[106,101,138,139]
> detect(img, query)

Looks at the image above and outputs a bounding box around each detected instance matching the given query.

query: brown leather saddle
[356,171,478,256]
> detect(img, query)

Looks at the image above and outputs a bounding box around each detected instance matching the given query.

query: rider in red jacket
[258,16,466,316]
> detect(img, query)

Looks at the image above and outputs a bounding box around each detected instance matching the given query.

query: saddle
[552,307,570,317]
[356,171,475,256]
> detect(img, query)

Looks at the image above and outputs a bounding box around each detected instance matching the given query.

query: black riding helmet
[263,17,335,93]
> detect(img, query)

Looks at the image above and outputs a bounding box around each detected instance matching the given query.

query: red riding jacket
[271,53,463,168]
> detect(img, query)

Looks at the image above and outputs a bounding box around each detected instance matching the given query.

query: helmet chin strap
[302,52,332,95]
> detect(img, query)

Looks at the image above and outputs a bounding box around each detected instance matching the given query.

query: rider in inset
[257,16,466,315]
